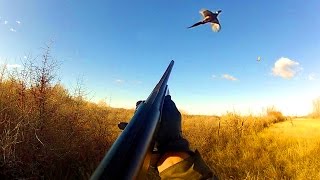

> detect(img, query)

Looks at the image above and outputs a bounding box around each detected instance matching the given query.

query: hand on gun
[118,95,215,179]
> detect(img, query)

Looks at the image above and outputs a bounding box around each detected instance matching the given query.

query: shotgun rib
[91,60,174,180]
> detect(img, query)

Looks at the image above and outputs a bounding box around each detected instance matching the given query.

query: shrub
[266,106,286,123]
[311,97,320,118]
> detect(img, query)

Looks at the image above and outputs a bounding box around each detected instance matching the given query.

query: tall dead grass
[0,48,134,179]
[0,54,290,179]
[182,110,320,179]
[2,47,317,179]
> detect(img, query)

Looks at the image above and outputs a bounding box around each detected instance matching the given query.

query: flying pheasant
[188,9,222,32]
[257,56,261,61]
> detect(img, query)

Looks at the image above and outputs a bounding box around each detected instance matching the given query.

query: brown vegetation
[0,48,133,179]
[2,47,318,179]
[183,111,290,179]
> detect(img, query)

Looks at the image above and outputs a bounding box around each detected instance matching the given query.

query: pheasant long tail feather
[188,21,205,28]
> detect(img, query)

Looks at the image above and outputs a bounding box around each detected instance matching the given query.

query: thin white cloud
[308,73,317,81]
[132,80,142,85]
[212,74,217,79]
[115,79,124,84]
[4,20,8,25]
[16,20,21,24]
[7,64,22,68]
[114,79,142,85]
[10,28,16,32]
[272,57,301,79]
[222,74,237,81]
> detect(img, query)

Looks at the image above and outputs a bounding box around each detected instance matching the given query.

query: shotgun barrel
[91,60,174,180]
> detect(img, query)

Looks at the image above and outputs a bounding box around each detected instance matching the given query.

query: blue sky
[1,0,320,115]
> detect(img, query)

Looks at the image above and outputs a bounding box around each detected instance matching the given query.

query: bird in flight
[188,9,222,32]
[257,56,261,61]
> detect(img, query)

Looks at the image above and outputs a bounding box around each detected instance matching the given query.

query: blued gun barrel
[91,60,174,180]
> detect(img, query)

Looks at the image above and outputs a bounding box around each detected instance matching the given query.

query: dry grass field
[183,115,320,179]
[1,52,320,179]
